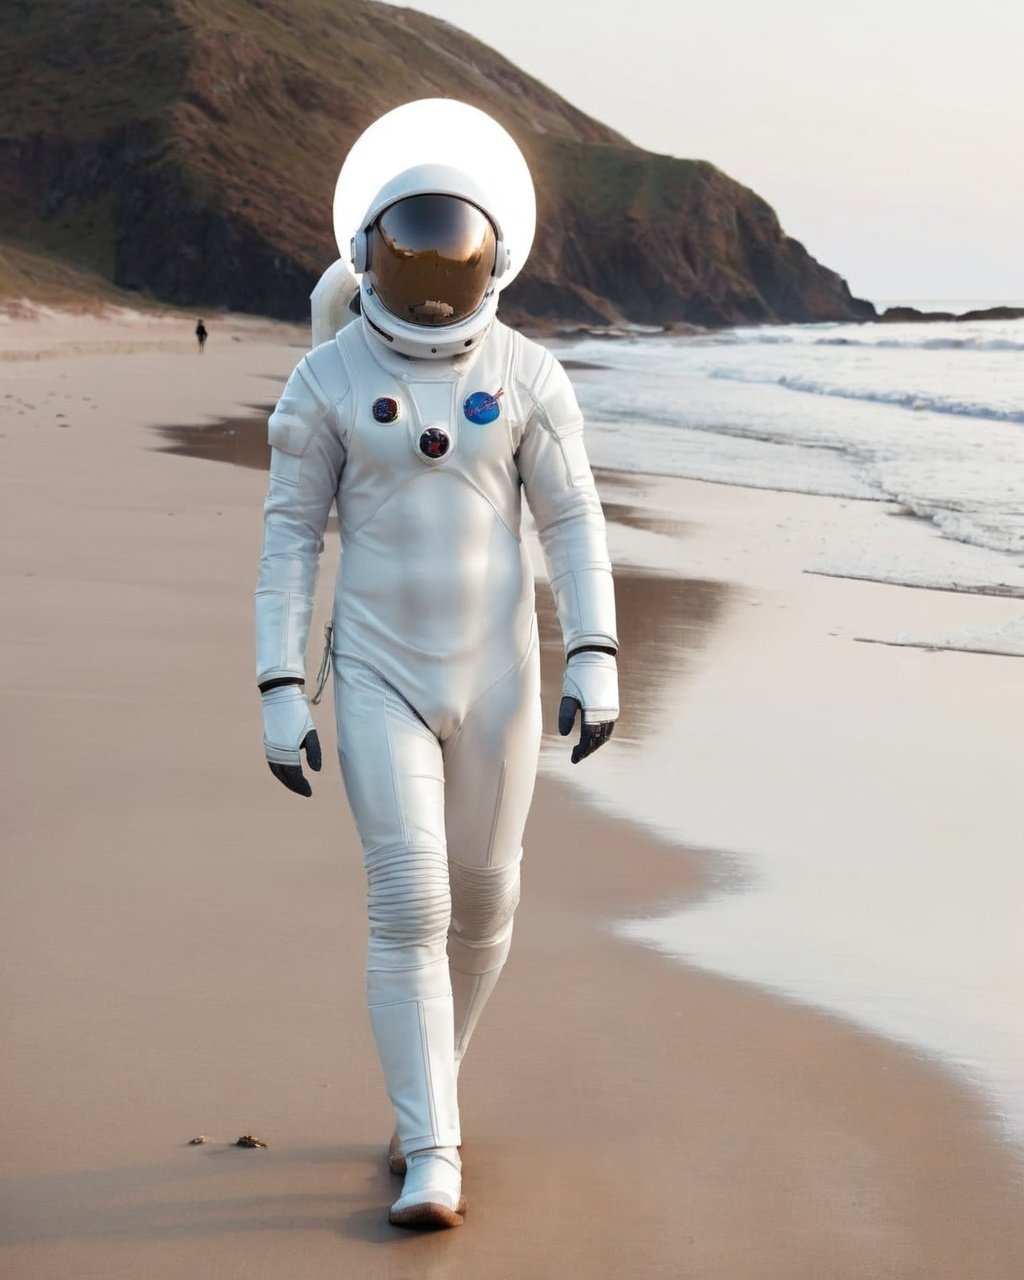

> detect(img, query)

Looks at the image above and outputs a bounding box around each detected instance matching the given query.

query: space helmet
[334,100,535,359]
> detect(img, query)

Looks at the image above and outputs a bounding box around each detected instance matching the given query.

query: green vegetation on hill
[0,0,873,325]
[0,243,143,310]
[0,0,188,135]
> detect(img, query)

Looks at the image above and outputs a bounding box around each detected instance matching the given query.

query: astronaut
[255,102,618,1229]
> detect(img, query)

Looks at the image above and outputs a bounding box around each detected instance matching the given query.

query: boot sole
[389,1196,467,1230]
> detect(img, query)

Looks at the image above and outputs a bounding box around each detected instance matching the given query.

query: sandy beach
[2,309,1022,1279]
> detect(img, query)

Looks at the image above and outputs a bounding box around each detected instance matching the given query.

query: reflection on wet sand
[155,408,274,472]
[559,359,608,371]
[538,573,730,742]
[600,501,692,539]
[593,467,647,491]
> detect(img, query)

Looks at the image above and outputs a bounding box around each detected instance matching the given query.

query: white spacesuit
[255,102,618,1229]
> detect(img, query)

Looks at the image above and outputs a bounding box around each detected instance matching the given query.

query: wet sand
[1,311,1022,1278]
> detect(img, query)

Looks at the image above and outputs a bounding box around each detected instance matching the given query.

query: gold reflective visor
[367,195,497,328]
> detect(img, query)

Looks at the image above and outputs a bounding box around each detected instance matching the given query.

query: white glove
[261,684,322,797]
[558,650,619,764]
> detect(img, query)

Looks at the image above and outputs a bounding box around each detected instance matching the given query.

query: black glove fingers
[571,723,597,764]
[558,696,581,737]
[268,760,313,798]
[570,719,615,765]
[303,729,323,772]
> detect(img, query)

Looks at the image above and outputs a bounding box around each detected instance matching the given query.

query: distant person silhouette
[195,319,208,353]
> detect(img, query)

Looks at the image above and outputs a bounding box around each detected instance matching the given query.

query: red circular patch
[418,427,450,459]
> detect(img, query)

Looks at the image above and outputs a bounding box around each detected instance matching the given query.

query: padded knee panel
[448,855,521,947]
[366,844,452,949]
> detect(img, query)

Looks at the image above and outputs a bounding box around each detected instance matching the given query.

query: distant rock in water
[878,305,1024,324]
[878,307,956,323]
[955,306,1024,322]
[0,0,874,328]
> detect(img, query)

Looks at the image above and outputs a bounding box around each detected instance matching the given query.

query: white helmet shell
[309,258,360,349]
[333,99,536,358]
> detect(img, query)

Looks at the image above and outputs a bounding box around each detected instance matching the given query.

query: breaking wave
[708,368,1024,424]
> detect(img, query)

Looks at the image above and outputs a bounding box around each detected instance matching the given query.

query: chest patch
[418,426,451,460]
[464,389,504,425]
[372,396,400,424]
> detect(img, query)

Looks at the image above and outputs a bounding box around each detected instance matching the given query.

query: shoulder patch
[268,363,328,456]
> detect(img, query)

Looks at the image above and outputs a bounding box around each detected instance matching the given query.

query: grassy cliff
[0,0,873,325]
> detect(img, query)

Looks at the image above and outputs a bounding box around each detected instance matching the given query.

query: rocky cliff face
[0,0,874,325]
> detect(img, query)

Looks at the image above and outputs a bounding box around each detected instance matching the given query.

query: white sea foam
[711,367,1024,425]
[561,312,1024,566]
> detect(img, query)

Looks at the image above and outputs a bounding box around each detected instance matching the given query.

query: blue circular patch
[464,391,502,425]
[372,396,399,424]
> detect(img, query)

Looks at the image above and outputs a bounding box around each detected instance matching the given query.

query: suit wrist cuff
[567,644,617,661]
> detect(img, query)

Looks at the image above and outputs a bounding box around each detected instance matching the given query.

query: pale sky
[387,0,1024,303]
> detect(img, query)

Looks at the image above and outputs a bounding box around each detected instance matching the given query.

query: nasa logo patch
[372,396,400,424]
[463,389,504,425]
[418,426,450,460]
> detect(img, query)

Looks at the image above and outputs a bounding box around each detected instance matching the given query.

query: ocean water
[563,309,1024,577]
[549,309,1024,1144]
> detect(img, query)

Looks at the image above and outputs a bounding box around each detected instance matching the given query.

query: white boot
[388,1052,465,1177]
[389,1147,465,1229]
[367,989,460,1154]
